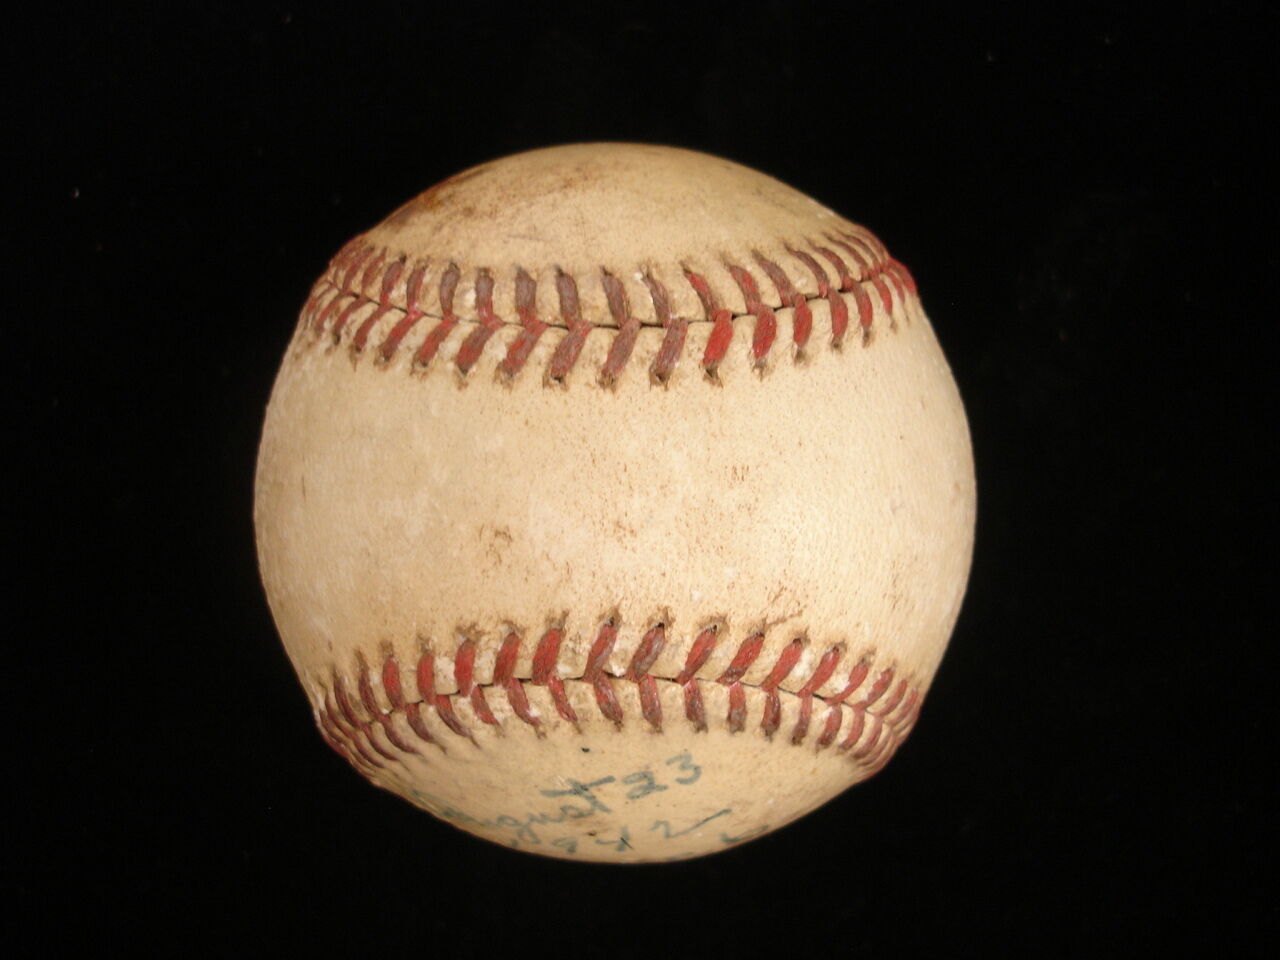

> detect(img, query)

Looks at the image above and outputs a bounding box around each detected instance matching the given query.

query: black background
[11,2,1274,954]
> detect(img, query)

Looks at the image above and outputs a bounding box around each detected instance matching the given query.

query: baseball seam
[298,231,917,384]
[315,623,922,779]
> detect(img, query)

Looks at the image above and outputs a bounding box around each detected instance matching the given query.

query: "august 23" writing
[411,751,766,854]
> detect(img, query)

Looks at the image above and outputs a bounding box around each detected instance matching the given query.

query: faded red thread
[308,233,918,378]
[317,704,349,757]
[378,261,428,360]
[889,258,917,296]
[812,705,840,749]
[415,650,437,705]
[356,657,379,716]
[627,625,667,680]
[761,692,782,738]
[533,627,577,723]
[416,652,475,741]
[727,265,777,363]
[848,227,889,264]
[785,245,830,296]
[331,248,388,341]
[827,288,850,345]
[330,706,388,771]
[499,268,547,377]
[852,283,874,338]
[761,638,804,690]
[330,670,398,765]
[718,633,765,685]
[547,272,590,381]
[678,627,720,684]
[377,715,417,755]
[585,621,619,681]
[840,709,871,752]
[455,270,500,374]
[353,665,415,757]
[882,263,907,313]
[851,229,887,268]
[786,244,849,346]
[332,246,385,338]
[405,701,437,746]
[870,273,895,330]
[352,256,404,352]
[586,621,623,725]
[454,638,477,697]
[470,685,499,726]
[726,683,748,733]
[755,253,812,350]
[893,688,921,732]
[313,243,373,334]
[434,694,474,741]
[496,633,537,726]
[788,645,843,746]
[532,628,562,684]
[857,668,895,709]
[332,671,360,730]
[812,243,855,291]
[790,698,814,745]
[414,263,460,367]
[830,660,870,703]
[825,233,871,279]
[638,675,663,728]
[853,713,892,762]
[320,628,921,768]
[875,678,909,720]
[382,655,406,708]
[685,269,734,374]
[599,271,638,385]
[798,646,843,697]
[683,682,707,731]
[645,274,686,384]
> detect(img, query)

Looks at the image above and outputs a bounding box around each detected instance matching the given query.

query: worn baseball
[254,143,975,863]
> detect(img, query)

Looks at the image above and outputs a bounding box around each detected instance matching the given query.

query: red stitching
[299,233,917,380]
[825,232,873,280]
[726,265,777,364]
[499,269,547,377]
[377,261,427,361]
[532,627,577,724]
[644,274,686,384]
[314,623,924,775]
[811,242,855,291]
[627,625,667,679]
[870,273,895,332]
[351,255,403,353]
[412,262,460,367]
[684,269,733,376]
[311,242,372,334]
[785,244,849,347]
[852,283,874,343]
[331,248,388,341]
[717,633,764,684]
[754,252,812,351]
[599,270,639,386]
[405,701,437,746]
[454,638,477,696]
[677,626,719,684]
[889,258,917,296]
[548,272,590,382]
[455,270,500,374]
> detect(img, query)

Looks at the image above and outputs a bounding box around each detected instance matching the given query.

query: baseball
[254,143,976,862]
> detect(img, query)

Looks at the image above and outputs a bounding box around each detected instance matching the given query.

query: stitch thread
[298,229,918,382]
[314,624,923,780]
